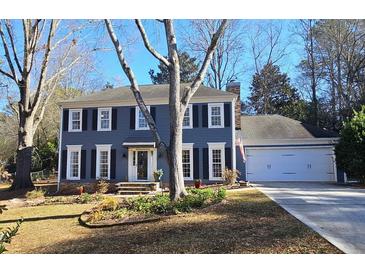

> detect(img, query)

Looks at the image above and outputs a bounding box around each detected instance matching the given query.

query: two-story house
[58,83,240,188]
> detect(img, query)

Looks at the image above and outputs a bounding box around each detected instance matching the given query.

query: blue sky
[95,19,303,99]
[0,19,303,109]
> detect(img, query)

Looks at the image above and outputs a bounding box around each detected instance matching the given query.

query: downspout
[231,98,236,171]
[57,106,63,192]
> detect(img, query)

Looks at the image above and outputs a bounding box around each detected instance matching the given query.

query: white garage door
[246,147,336,182]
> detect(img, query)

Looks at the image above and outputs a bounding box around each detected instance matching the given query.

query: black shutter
[92,109,97,130]
[202,104,208,127]
[203,148,209,179]
[130,107,135,129]
[111,149,116,179]
[61,150,67,179]
[225,147,232,169]
[90,149,96,179]
[81,150,86,179]
[82,109,88,131]
[193,148,199,179]
[62,109,69,131]
[193,105,199,128]
[112,108,118,130]
[224,103,231,127]
[151,107,156,123]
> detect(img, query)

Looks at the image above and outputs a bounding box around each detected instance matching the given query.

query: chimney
[226,81,241,129]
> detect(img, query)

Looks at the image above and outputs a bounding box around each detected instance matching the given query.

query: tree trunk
[11,112,34,190]
[167,117,187,200]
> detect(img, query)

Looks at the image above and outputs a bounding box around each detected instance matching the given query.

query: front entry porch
[127,147,157,182]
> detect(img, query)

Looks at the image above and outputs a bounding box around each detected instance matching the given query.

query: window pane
[72,111,80,120]
[99,150,109,178]
[101,111,109,120]
[70,151,79,178]
[212,149,222,178]
[138,110,148,128]
[72,120,80,130]
[210,106,222,126]
[182,150,191,178]
[183,107,190,127]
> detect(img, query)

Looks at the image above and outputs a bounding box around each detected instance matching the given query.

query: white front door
[128,148,157,181]
[246,147,337,182]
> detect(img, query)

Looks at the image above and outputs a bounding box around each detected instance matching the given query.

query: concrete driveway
[251,181,365,254]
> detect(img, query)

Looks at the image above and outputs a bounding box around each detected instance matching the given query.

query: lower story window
[182,144,193,180]
[67,145,82,180]
[96,145,112,179]
[208,143,225,180]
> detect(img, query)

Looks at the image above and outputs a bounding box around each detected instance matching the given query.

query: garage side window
[208,142,225,180]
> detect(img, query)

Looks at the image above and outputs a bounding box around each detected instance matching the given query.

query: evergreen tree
[149,51,199,84]
[248,62,307,120]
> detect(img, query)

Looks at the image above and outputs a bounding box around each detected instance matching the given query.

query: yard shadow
[0,214,81,224]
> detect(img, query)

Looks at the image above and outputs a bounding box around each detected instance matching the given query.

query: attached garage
[237,115,341,182]
[245,146,336,182]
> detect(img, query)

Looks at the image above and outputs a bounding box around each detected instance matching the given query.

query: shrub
[214,187,226,202]
[99,196,119,211]
[94,180,109,194]
[0,205,22,253]
[78,193,94,204]
[336,106,365,183]
[26,188,46,199]
[87,210,104,223]
[222,168,241,185]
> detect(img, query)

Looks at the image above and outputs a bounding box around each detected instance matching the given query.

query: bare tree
[249,21,288,74]
[184,20,244,90]
[0,19,83,189]
[105,19,228,200]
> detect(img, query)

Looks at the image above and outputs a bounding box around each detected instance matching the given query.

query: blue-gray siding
[61,102,234,184]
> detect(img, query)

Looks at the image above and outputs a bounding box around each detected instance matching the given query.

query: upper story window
[98,108,111,131]
[208,103,224,128]
[69,109,82,132]
[182,104,193,129]
[136,106,150,130]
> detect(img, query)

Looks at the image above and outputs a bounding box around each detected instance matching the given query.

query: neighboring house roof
[240,114,338,140]
[59,83,237,107]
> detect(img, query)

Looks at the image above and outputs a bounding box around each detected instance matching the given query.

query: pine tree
[149,51,199,84]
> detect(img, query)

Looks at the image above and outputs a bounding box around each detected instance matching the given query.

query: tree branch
[181,19,228,106]
[0,21,18,83]
[135,19,170,67]
[31,20,57,113]
[105,19,166,150]
[4,20,22,75]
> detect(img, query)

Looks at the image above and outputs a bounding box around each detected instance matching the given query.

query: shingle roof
[60,83,236,106]
[241,114,339,139]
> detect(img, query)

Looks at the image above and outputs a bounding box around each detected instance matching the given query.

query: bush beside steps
[80,187,226,227]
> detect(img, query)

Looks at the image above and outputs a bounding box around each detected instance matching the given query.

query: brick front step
[116,181,160,196]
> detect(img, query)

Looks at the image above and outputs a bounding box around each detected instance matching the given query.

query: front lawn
[0,189,341,253]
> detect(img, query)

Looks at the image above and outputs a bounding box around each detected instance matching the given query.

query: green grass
[0,189,341,254]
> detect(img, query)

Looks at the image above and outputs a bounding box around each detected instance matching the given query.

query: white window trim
[68,109,82,132]
[208,103,224,128]
[182,104,193,129]
[182,143,194,181]
[66,145,82,180]
[97,107,112,131]
[208,142,226,180]
[96,144,112,180]
[135,106,150,130]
